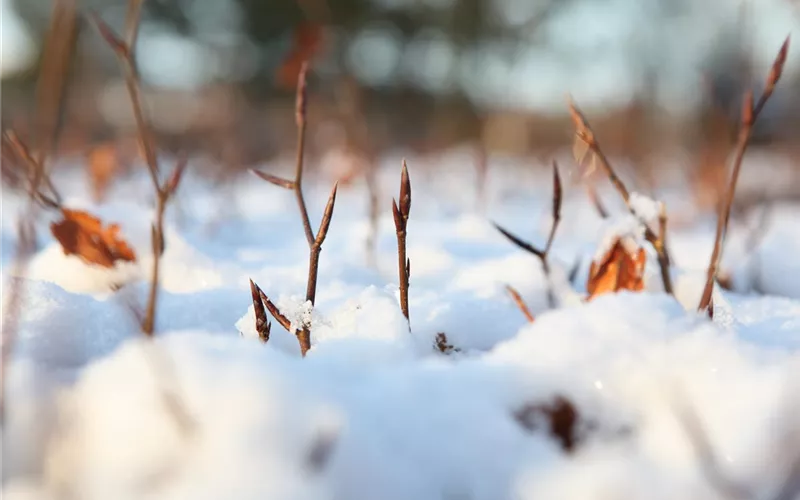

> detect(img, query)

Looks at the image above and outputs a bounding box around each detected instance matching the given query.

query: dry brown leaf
[586,238,646,299]
[51,208,137,267]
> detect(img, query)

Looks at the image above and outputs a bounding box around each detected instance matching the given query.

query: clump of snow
[593,214,646,262]
[629,191,661,229]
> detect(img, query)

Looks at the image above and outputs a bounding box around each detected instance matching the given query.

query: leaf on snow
[50,208,137,267]
[586,237,646,299]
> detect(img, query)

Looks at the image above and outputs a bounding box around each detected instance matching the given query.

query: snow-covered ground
[2,147,799,500]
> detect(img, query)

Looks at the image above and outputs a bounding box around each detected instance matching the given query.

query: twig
[494,161,562,307]
[91,12,187,335]
[585,183,609,219]
[569,99,674,295]
[698,37,789,314]
[32,0,78,165]
[1,0,76,421]
[365,162,380,268]
[392,160,412,326]
[475,142,488,212]
[249,279,271,342]
[2,131,62,210]
[0,218,37,424]
[250,62,339,356]
[655,202,673,296]
[505,285,534,322]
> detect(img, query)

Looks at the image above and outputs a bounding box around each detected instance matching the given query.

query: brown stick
[494,161,562,307]
[585,183,609,219]
[249,279,271,342]
[506,285,534,323]
[568,99,674,295]
[250,62,339,356]
[392,160,412,325]
[92,13,187,335]
[697,37,789,314]
[655,202,673,296]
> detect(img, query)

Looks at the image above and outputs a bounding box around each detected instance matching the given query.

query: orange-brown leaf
[586,239,646,300]
[50,208,137,267]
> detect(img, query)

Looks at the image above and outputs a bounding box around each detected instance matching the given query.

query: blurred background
[2,0,800,199]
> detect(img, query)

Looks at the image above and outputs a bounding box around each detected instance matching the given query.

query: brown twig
[568,99,674,295]
[2,131,62,210]
[585,183,609,219]
[1,0,77,421]
[249,279,271,342]
[92,12,187,335]
[392,160,412,326]
[494,161,562,307]
[505,285,534,323]
[698,37,789,314]
[250,63,339,356]
[655,202,673,296]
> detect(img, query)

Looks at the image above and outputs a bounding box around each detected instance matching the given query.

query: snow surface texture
[2,148,800,499]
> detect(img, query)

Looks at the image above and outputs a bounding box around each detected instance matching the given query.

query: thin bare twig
[505,285,534,322]
[392,160,412,326]
[250,63,339,356]
[698,37,789,314]
[1,0,76,422]
[494,161,562,307]
[568,99,674,295]
[655,202,673,296]
[585,183,609,219]
[91,12,187,335]
[249,279,271,342]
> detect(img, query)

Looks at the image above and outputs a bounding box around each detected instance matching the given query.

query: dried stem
[655,202,673,295]
[1,1,77,419]
[568,98,674,295]
[392,160,412,326]
[249,279,271,342]
[697,37,789,314]
[250,63,338,356]
[585,183,609,219]
[92,14,187,335]
[506,285,534,323]
[3,131,62,210]
[494,162,562,307]
[365,163,380,268]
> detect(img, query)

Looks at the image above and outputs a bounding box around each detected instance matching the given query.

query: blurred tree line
[2,0,798,169]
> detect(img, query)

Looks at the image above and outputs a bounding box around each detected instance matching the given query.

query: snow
[3,150,800,499]
[629,191,662,230]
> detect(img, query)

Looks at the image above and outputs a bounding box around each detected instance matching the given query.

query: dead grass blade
[505,285,534,323]
[698,36,790,314]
